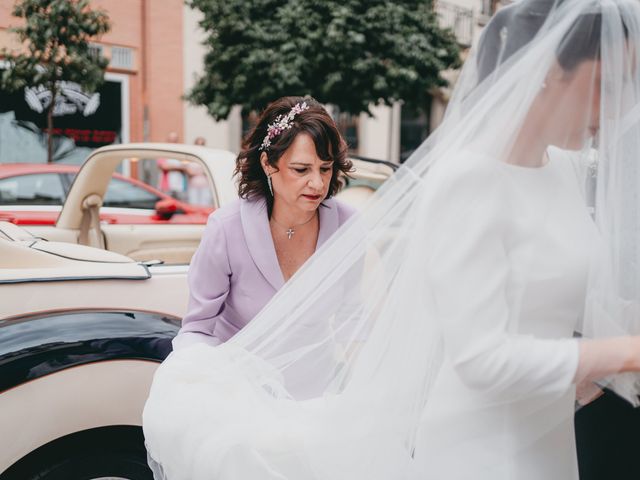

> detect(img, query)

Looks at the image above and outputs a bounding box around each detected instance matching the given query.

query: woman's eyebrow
[289,160,334,166]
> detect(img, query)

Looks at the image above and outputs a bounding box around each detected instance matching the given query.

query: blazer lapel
[240,197,285,290]
[317,197,340,249]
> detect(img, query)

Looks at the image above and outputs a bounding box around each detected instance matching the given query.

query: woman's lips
[302,194,321,200]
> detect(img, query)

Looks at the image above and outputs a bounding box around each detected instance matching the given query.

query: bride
[143,1,640,478]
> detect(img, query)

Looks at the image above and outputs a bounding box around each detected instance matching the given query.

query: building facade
[0,0,189,164]
[0,0,511,164]
[377,0,513,163]
[181,0,513,163]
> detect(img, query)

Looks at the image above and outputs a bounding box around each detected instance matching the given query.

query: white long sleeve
[425,159,580,400]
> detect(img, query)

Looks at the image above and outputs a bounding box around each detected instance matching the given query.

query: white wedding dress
[411,148,597,479]
[144,3,640,476]
[144,148,598,480]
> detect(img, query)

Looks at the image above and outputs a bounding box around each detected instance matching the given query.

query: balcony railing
[434,1,474,47]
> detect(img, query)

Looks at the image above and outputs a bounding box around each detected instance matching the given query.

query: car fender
[0,310,179,473]
[0,359,160,473]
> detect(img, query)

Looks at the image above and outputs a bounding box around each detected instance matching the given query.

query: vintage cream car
[0,147,395,479]
[10,143,239,266]
[0,222,186,479]
[1,143,395,265]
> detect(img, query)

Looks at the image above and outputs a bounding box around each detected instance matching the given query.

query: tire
[25,450,153,480]
[1,426,154,480]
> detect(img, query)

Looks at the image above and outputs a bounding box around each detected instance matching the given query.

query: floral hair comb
[259,101,310,151]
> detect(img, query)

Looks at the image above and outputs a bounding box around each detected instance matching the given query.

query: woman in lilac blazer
[174,97,356,349]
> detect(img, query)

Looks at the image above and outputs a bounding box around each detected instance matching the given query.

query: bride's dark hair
[476,0,567,82]
[478,2,628,81]
[557,11,629,73]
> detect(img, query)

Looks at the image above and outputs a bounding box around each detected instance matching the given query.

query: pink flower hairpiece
[259,101,310,151]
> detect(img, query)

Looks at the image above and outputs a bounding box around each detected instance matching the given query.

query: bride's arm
[427,164,581,399]
[430,164,640,400]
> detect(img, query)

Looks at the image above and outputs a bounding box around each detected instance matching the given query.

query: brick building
[1,0,184,144]
[1,0,196,160]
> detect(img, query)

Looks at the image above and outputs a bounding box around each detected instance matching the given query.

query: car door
[46,145,236,265]
[101,176,163,224]
[98,172,208,264]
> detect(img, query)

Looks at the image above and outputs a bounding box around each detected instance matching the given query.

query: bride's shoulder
[421,152,514,231]
[548,145,593,177]
[429,150,510,195]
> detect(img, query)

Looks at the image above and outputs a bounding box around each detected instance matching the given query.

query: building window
[241,111,259,145]
[332,107,359,153]
[435,1,474,47]
[399,98,432,164]
[110,46,134,70]
[88,43,104,60]
[482,0,506,16]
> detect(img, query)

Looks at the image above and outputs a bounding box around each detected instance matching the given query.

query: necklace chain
[270,212,317,240]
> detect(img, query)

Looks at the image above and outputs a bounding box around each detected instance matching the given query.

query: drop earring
[267,174,274,196]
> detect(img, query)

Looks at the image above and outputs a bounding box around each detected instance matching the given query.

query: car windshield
[0,173,66,205]
[102,177,161,210]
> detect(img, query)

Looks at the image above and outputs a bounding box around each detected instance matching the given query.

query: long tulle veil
[143,1,640,478]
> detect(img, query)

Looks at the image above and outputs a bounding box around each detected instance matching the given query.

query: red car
[0,163,213,225]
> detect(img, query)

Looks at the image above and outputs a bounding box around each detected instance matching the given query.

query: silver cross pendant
[286,228,295,239]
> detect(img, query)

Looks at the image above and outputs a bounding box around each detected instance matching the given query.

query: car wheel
[23,449,153,480]
[0,426,153,480]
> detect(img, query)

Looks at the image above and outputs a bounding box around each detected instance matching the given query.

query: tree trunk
[46,89,55,164]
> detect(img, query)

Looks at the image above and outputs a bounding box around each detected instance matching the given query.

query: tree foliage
[187,0,461,120]
[0,0,110,162]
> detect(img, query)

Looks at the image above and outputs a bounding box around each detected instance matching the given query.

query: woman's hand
[576,336,640,385]
[575,379,604,406]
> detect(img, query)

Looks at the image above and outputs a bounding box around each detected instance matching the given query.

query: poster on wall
[0,78,123,164]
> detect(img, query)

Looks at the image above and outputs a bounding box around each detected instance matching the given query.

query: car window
[0,173,66,205]
[341,159,396,191]
[103,177,161,209]
[343,177,384,191]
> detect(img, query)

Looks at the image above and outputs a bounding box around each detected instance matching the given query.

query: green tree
[0,0,110,163]
[187,0,461,120]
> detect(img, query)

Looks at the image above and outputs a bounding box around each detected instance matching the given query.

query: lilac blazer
[173,196,356,349]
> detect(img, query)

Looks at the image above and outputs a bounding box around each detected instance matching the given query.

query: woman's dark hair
[235,96,352,213]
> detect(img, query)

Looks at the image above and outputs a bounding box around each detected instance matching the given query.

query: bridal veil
[143,1,640,478]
